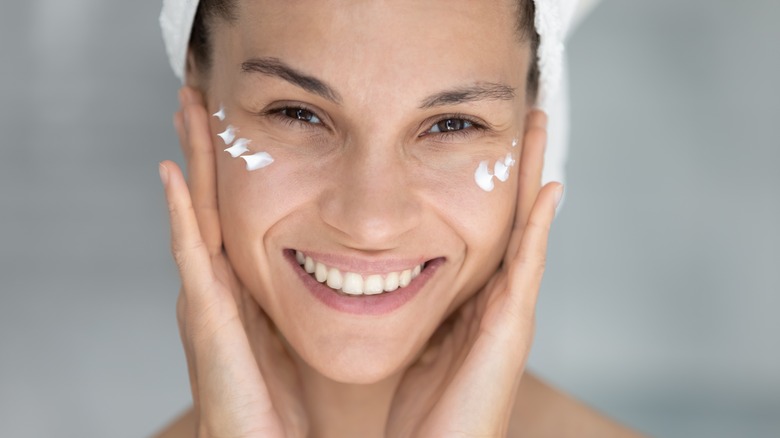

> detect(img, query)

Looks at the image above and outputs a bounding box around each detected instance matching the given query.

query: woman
[156,0,640,436]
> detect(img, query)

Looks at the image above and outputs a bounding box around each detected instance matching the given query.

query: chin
[300,334,419,384]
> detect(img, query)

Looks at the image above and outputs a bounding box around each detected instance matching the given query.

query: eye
[420,114,487,141]
[428,118,473,133]
[277,107,322,124]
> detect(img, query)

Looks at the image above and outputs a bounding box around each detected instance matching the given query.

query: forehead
[218,0,529,101]
[232,0,521,39]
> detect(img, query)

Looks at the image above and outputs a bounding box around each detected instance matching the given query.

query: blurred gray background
[1,0,778,437]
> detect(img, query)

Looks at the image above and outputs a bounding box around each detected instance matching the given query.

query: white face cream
[213,104,226,121]
[217,125,237,145]
[503,152,516,168]
[241,152,275,171]
[474,160,495,192]
[214,103,275,171]
[473,142,518,192]
[225,138,251,158]
[494,160,510,182]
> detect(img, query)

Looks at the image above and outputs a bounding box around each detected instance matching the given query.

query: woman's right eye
[274,107,322,125]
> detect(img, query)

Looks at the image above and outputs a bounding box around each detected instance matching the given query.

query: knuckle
[526,217,552,235]
[171,240,206,270]
[166,199,178,215]
[518,254,547,270]
[516,243,547,271]
[171,246,188,268]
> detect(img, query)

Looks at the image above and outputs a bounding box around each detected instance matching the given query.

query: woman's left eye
[428,118,473,134]
[278,107,322,124]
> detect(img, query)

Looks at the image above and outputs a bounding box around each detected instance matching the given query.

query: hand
[387,111,561,437]
[159,88,307,437]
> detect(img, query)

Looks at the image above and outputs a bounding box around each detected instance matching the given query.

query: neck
[292,352,403,438]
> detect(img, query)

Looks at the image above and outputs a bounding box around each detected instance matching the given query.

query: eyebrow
[241,57,515,109]
[418,82,516,109]
[241,57,342,103]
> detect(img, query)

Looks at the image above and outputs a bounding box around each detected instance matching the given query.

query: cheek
[416,159,515,308]
[415,155,516,253]
[209,107,327,248]
[216,146,329,307]
[216,151,324,247]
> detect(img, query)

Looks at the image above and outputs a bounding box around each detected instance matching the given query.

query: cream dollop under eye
[214,103,275,171]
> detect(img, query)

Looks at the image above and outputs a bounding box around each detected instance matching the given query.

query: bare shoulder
[154,374,643,438]
[509,372,645,437]
[153,408,195,438]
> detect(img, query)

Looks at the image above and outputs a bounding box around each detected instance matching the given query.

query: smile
[285,249,444,315]
[295,250,424,296]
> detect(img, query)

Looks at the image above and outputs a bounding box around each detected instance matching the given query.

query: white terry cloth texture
[160,0,600,194]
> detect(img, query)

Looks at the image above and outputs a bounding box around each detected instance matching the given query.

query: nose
[319,141,422,250]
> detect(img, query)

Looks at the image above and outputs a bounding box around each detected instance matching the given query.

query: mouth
[284,249,444,315]
[295,250,426,296]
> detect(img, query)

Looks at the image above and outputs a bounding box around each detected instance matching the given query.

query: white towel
[533,0,600,193]
[159,0,600,192]
[160,0,200,81]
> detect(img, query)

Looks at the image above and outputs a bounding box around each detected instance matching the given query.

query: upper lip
[291,249,436,275]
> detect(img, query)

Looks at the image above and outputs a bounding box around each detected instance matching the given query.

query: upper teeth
[295,250,423,296]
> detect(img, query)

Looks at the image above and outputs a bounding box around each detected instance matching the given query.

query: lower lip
[284,250,444,316]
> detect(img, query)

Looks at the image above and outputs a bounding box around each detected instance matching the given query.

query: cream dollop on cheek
[473,138,519,193]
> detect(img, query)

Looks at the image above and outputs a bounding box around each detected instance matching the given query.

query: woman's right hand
[159,88,307,437]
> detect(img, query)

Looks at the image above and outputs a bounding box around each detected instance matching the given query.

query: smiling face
[191,0,534,383]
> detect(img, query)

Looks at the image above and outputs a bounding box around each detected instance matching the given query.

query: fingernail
[554,185,564,208]
[158,162,169,186]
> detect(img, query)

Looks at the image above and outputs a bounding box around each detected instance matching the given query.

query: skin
[156,0,643,436]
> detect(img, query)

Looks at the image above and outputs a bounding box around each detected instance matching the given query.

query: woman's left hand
[387,110,562,437]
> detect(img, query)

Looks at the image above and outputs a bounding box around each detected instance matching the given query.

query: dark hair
[189,0,540,102]
[188,0,236,78]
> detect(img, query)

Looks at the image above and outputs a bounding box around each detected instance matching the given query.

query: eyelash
[265,104,323,129]
[265,105,487,140]
[423,114,487,141]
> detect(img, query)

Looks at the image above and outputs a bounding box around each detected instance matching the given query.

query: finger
[174,90,187,158]
[161,161,281,434]
[160,160,218,297]
[174,111,186,154]
[517,111,547,234]
[504,110,547,261]
[480,181,561,357]
[160,159,215,409]
[425,184,563,433]
[181,85,205,107]
[180,87,223,257]
[506,182,563,322]
[176,291,201,417]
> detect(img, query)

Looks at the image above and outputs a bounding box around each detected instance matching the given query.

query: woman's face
[201,0,532,383]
